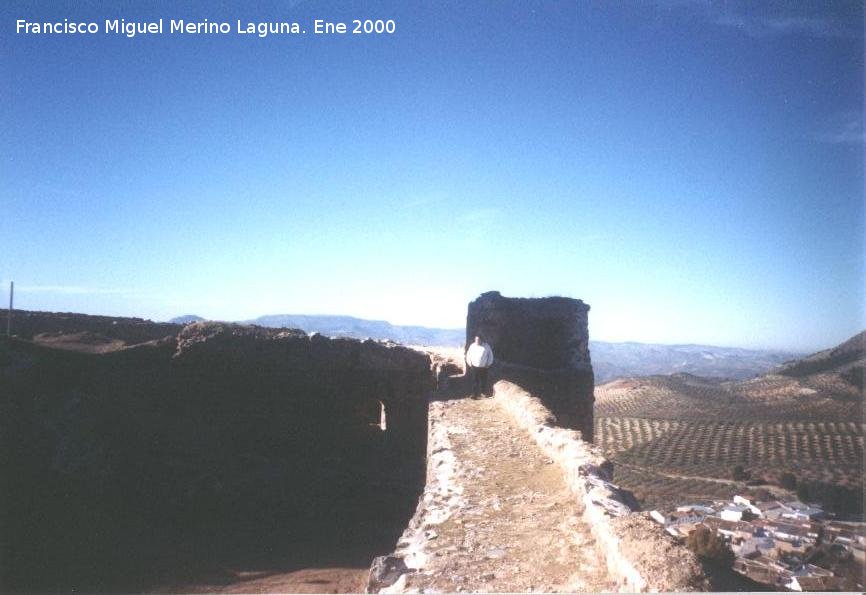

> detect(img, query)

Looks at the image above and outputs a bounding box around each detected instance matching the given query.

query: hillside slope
[594,331,865,510]
[775,330,864,386]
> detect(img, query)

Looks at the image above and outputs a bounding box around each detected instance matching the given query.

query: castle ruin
[0,320,432,591]
[466,291,595,440]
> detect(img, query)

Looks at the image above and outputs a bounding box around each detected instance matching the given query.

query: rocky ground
[384,379,617,593]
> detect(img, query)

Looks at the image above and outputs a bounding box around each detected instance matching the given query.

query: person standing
[465,335,494,397]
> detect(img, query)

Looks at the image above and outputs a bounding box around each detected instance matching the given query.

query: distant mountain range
[246,314,466,347]
[589,341,803,383]
[168,314,205,325]
[170,313,805,381]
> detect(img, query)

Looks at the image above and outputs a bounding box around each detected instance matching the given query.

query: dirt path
[614,461,743,485]
[395,395,616,593]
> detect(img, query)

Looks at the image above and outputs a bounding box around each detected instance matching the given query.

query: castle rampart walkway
[379,377,617,593]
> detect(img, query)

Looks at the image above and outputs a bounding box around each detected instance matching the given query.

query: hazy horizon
[3,1,863,353]
[2,299,842,354]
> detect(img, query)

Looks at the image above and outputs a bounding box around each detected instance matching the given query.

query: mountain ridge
[172,313,805,382]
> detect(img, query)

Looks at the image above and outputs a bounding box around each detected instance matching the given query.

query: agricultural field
[594,332,865,510]
[607,463,739,512]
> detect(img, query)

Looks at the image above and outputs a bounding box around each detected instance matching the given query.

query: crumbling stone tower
[466,291,595,440]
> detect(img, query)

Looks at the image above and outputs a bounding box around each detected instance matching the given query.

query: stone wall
[465,293,707,591]
[465,291,595,440]
[465,291,590,370]
[0,309,182,343]
[493,380,707,592]
[0,322,432,592]
[172,323,431,468]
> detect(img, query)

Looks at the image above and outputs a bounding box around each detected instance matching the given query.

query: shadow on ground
[431,373,478,403]
[3,457,422,593]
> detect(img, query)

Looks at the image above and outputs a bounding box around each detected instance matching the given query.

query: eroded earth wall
[0,322,432,592]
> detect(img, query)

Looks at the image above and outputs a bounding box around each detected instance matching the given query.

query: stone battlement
[466,291,595,440]
[466,291,591,370]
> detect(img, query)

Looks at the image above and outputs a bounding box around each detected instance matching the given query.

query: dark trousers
[469,366,489,396]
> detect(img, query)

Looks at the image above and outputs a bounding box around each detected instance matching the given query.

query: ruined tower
[466,291,595,440]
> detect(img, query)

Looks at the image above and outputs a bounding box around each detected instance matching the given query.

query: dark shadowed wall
[0,322,432,592]
[466,291,594,440]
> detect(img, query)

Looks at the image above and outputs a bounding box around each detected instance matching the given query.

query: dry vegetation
[594,335,865,510]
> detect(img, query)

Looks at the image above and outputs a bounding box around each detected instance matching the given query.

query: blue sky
[1,1,863,351]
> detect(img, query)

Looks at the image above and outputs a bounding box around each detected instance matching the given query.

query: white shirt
[465,342,494,368]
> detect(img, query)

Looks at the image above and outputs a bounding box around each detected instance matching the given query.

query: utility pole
[6,281,12,336]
